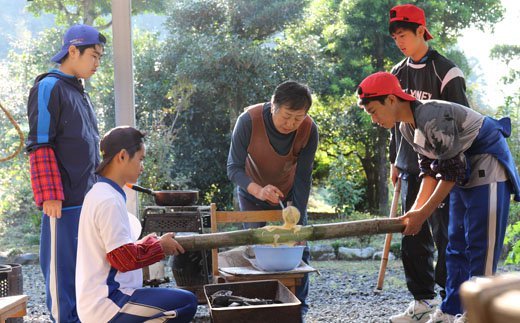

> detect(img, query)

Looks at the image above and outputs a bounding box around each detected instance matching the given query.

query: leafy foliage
[491,44,520,264]
[0,28,65,247]
[311,96,368,210]
[0,0,516,254]
[505,203,520,264]
[327,154,365,214]
[26,0,168,26]
[282,0,504,213]
[154,0,322,207]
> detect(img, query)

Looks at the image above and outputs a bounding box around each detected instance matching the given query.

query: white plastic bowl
[252,245,305,271]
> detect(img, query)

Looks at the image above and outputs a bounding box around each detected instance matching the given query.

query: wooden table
[0,295,28,323]
[218,268,305,294]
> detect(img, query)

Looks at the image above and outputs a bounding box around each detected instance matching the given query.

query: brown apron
[244,103,312,197]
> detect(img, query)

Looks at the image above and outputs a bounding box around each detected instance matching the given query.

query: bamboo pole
[175,217,405,251]
[375,178,401,291]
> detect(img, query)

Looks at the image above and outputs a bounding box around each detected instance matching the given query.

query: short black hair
[389,21,428,41]
[119,128,146,159]
[59,32,107,64]
[96,126,145,174]
[272,81,312,112]
[126,139,146,159]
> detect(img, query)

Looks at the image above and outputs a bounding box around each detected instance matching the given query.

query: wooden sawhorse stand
[0,295,28,323]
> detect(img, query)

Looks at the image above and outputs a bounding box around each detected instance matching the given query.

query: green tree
[492,44,520,164]
[26,0,167,27]
[0,6,158,245]
[0,29,64,247]
[491,44,520,264]
[155,0,322,207]
[283,0,504,213]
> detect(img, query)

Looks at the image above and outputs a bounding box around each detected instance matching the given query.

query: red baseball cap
[357,72,416,102]
[389,4,433,40]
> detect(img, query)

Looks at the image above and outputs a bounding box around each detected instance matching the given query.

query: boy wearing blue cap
[26,25,106,322]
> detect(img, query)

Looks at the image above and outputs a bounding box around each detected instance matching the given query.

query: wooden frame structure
[209,203,304,293]
[0,295,28,323]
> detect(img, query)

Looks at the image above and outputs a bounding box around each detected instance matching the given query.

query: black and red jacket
[390,48,470,175]
[26,69,100,207]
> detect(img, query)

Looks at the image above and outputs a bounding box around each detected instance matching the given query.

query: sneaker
[453,313,467,323]
[426,309,457,323]
[389,299,439,323]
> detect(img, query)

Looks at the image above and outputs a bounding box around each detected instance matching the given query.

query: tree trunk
[176,218,404,251]
[376,126,389,214]
[374,35,389,214]
[82,0,96,26]
[359,147,378,212]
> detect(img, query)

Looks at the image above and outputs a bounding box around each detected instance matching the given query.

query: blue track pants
[40,206,81,322]
[441,181,511,315]
[108,288,197,322]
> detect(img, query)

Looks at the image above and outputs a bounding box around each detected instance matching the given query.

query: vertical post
[210,203,219,281]
[375,178,401,291]
[111,0,138,216]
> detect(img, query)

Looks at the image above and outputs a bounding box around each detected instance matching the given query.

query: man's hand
[43,200,63,218]
[159,232,185,256]
[256,184,284,204]
[400,209,429,236]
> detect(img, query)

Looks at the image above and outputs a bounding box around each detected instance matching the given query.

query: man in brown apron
[227,81,319,317]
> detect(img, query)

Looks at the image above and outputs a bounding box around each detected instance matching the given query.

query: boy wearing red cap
[357,72,520,323]
[76,126,197,323]
[387,4,470,322]
[26,25,106,322]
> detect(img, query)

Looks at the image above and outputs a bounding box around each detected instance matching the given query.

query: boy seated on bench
[75,126,197,322]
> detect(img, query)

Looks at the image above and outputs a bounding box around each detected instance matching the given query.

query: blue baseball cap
[51,25,104,63]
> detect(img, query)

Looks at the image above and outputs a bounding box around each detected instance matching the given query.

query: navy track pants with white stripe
[40,206,82,322]
[108,288,197,322]
[441,181,511,315]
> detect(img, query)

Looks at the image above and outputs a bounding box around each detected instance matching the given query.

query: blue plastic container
[252,245,305,271]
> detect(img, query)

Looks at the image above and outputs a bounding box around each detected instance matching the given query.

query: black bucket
[0,264,11,297]
[5,263,24,323]
[6,263,23,296]
[170,251,211,286]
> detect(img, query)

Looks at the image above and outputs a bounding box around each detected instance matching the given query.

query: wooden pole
[175,217,404,251]
[375,178,401,291]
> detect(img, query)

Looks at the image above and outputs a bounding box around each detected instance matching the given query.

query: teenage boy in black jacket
[26,25,106,322]
[386,4,470,323]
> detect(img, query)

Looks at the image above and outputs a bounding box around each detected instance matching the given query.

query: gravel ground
[19,260,520,322]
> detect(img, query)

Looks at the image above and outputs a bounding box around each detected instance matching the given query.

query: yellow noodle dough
[260,206,302,246]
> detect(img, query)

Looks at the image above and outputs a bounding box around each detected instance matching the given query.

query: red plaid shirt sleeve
[29,147,64,207]
[106,235,165,272]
